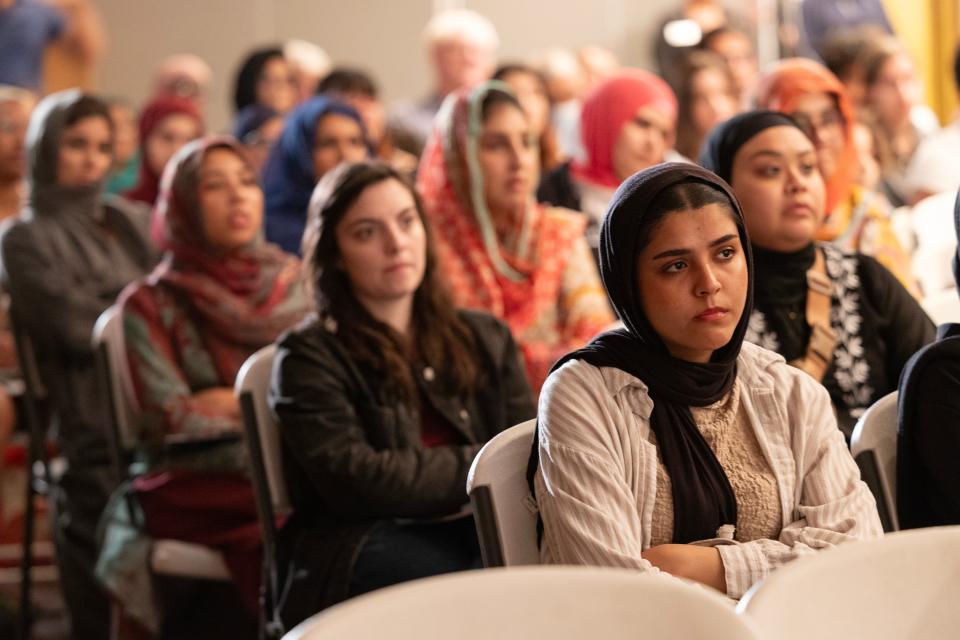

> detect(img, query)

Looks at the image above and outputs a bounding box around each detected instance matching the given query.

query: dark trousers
[51,464,113,640]
[347,515,481,598]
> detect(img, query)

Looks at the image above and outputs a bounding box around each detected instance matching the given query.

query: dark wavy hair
[303,161,479,404]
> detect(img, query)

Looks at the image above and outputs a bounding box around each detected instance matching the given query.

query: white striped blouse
[533,341,884,599]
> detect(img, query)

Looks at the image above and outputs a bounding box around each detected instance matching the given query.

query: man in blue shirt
[0,0,102,91]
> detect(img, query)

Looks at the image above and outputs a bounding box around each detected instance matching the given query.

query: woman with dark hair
[672,50,739,161]
[233,46,297,114]
[494,63,561,172]
[700,111,933,435]
[756,58,917,294]
[125,95,204,207]
[98,136,308,634]
[419,81,612,390]
[270,160,534,620]
[262,95,369,255]
[537,70,677,246]
[531,162,881,600]
[0,89,155,639]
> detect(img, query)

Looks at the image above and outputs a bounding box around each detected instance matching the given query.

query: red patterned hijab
[150,136,307,378]
[416,82,585,336]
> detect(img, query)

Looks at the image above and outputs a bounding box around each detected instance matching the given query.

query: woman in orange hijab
[757,58,918,295]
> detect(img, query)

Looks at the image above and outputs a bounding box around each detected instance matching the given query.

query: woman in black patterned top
[700,111,933,436]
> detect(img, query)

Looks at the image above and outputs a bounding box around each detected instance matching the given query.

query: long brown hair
[303,161,478,405]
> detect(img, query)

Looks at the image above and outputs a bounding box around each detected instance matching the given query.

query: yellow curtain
[883,0,960,124]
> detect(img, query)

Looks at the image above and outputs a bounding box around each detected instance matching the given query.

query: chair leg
[17,458,37,639]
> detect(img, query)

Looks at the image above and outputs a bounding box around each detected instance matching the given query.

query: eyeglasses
[792,108,845,140]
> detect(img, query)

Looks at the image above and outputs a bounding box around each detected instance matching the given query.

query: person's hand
[190,387,241,423]
[642,543,727,592]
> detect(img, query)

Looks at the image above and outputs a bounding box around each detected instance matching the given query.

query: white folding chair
[92,305,231,581]
[738,526,960,640]
[284,566,761,640]
[235,344,289,638]
[466,419,539,567]
[850,391,899,532]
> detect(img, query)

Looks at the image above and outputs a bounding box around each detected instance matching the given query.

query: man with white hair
[390,8,499,156]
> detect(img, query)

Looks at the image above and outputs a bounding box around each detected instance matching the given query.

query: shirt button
[459,409,469,421]
[423,366,435,381]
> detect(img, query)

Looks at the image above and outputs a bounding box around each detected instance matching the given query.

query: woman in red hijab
[125,95,204,207]
[757,58,918,295]
[537,69,677,248]
[418,82,612,390]
[99,137,308,635]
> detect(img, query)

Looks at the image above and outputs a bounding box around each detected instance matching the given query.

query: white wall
[94,0,679,131]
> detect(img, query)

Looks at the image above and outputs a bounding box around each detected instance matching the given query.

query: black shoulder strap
[524,417,544,545]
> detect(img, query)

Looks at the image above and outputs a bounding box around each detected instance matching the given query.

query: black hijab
[700,110,815,310]
[531,162,754,544]
[698,110,802,184]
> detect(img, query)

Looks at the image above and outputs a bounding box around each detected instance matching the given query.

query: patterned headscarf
[150,136,307,378]
[416,81,585,333]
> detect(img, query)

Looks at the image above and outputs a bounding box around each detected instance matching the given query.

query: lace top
[650,380,782,545]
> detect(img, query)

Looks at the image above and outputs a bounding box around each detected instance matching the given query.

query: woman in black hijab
[700,111,934,437]
[531,162,880,600]
[896,189,960,529]
[0,90,155,639]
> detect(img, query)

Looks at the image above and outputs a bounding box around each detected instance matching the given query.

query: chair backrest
[235,344,288,517]
[92,305,139,452]
[850,391,899,532]
[738,526,960,640]
[284,566,761,640]
[466,419,539,567]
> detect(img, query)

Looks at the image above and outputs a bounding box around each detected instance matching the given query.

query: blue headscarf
[232,104,279,143]
[262,96,368,255]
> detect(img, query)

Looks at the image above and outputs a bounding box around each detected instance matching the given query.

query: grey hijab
[24,90,153,295]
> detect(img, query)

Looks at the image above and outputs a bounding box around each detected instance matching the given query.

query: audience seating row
[88,303,948,639]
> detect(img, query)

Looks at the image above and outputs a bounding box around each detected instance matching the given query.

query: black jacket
[897,322,960,528]
[269,309,535,617]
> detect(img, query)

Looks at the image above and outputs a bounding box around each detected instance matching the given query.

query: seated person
[270,161,534,622]
[124,95,204,207]
[0,89,156,639]
[756,58,917,295]
[537,69,677,246]
[98,136,308,632]
[897,190,960,529]
[418,82,613,389]
[700,111,934,435]
[232,103,282,178]
[262,95,369,255]
[531,162,883,600]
